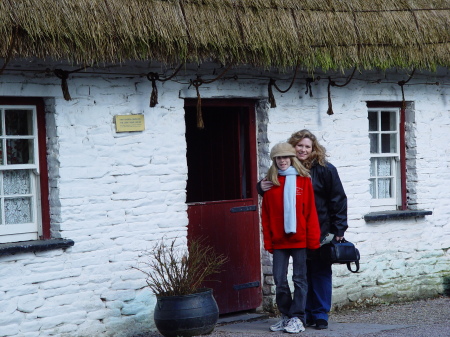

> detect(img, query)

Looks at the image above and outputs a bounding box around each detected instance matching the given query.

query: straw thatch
[0,0,449,71]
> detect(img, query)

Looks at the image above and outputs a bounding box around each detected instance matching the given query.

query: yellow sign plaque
[115,115,145,132]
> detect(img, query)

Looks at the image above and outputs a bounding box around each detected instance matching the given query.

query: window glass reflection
[7,139,34,164]
[5,110,33,136]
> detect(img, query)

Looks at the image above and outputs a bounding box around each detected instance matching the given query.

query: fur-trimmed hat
[270,142,296,160]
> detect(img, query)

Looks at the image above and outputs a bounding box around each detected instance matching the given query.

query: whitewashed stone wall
[262,68,450,308]
[0,60,449,336]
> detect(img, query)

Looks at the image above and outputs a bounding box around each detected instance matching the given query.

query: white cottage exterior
[1,0,450,336]
[0,60,448,337]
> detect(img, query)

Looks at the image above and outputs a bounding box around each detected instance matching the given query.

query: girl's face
[294,138,313,162]
[275,156,291,171]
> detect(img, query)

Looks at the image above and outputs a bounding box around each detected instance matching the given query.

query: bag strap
[347,261,360,273]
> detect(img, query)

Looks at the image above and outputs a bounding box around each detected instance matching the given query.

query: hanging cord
[305,78,313,97]
[190,64,233,129]
[327,79,333,115]
[147,64,183,107]
[268,79,277,108]
[267,63,299,108]
[0,26,18,76]
[148,73,159,107]
[327,67,357,115]
[305,76,320,97]
[54,66,89,101]
[192,78,204,129]
[398,68,416,110]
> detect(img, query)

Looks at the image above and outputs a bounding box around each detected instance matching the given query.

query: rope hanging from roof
[327,67,357,115]
[54,66,89,101]
[148,73,159,107]
[398,69,416,110]
[267,63,299,108]
[147,64,183,107]
[305,77,317,97]
[192,78,204,129]
[190,64,233,129]
[268,79,276,108]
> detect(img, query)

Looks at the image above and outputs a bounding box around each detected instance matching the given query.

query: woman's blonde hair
[287,129,328,169]
[267,156,310,186]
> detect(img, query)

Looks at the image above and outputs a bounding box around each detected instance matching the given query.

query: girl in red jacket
[262,142,321,334]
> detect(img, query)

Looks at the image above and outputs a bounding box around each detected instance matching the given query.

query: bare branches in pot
[133,238,228,337]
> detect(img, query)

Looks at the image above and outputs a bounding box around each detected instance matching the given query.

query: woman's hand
[261,178,274,192]
[335,236,344,242]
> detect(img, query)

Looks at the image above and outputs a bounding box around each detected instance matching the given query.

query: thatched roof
[1,0,449,71]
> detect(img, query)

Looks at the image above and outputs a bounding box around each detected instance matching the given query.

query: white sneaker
[269,316,290,331]
[284,317,305,333]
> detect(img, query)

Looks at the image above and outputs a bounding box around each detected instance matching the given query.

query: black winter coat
[309,162,348,240]
[257,161,348,241]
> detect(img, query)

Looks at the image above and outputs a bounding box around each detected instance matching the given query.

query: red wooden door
[185,99,262,314]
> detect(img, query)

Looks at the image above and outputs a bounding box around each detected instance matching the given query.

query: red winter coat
[262,175,321,253]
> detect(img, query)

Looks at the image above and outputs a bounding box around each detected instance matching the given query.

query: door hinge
[230,205,257,213]
[233,281,260,290]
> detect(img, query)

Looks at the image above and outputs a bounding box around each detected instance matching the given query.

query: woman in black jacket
[258,129,348,330]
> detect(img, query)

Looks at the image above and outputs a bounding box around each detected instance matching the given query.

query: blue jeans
[306,250,333,322]
[272,248,307,324]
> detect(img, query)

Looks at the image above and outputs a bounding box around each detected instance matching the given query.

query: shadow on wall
[443,276,450,296]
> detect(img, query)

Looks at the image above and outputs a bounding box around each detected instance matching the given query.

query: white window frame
[368,107,401,210]
[0,105,42,243]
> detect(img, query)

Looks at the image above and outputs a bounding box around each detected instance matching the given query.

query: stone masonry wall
[0,60,449,336]
[258,70,450,312]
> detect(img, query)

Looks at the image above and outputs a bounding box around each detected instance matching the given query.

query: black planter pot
[154,288,219,337]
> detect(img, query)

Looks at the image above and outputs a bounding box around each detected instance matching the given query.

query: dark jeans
[306,249,333,321]
[272,248,307,324]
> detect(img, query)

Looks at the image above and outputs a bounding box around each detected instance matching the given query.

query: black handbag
[321,238,360,273]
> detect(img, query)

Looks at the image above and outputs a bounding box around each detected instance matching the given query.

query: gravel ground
[330,296,450,325]
[134,296,450,337]
[328,296,450,337]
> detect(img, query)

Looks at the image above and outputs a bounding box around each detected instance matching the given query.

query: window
[0,98,50,244]
[368,102,406,210]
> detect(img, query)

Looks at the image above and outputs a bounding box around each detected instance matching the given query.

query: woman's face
[275,156,291,171]
[294,138,313,162]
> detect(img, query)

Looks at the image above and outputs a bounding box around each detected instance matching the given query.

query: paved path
[135,296,450,337]
[214,296,450,337]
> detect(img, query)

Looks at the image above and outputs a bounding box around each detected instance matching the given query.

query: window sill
[0,238,74,256]
[364,210,432,222]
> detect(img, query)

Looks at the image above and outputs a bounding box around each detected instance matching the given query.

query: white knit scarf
[278,166,299,234]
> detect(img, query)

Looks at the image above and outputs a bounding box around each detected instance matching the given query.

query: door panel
[185,100,261,314]
[187,199,261,313]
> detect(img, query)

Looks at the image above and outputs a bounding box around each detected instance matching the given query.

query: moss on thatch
[0,0,448,71]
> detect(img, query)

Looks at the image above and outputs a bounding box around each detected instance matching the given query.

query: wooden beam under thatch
[0,0,449,71]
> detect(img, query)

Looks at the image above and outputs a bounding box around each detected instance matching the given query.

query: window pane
[0,140,3,165]
[377,157,392,176]
[7,139,34,164]
[378,178,392,198]
[4,170,31,195]
[370,158,376,176]
[368,111,378,131]
[369,134,378,153]
[369,179,375,198]
[5,110,33,136]
[381,134,397,153]
[381,110,396,131]
[5,197,32,224]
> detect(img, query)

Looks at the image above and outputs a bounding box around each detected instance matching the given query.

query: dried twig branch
[133,238,228,297]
